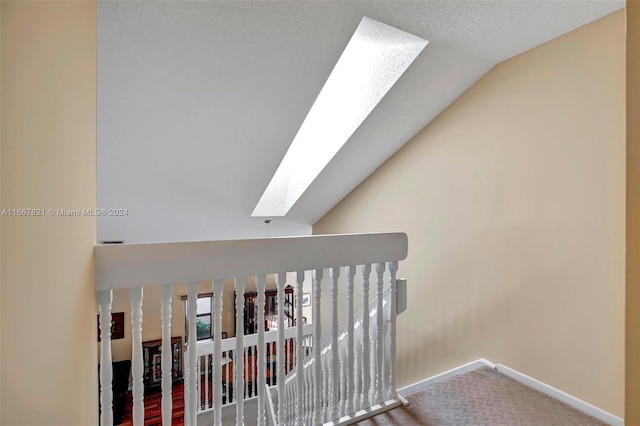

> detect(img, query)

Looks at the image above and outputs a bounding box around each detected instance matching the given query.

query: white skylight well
[252,17,428,217]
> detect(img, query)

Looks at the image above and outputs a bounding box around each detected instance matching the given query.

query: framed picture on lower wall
[97,312,125,341]
[302,293,311,306]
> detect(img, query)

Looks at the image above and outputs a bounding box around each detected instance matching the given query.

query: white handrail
[96,232,408,426]
[187,323,315,420]
[95,233,407,291]
[196,324,315,356]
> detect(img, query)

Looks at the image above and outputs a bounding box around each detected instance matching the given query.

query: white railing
[276,276,407,425]
[187,324,314,415]
[95,232,407,426]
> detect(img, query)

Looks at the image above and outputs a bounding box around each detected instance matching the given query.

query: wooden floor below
[118,383,185,426]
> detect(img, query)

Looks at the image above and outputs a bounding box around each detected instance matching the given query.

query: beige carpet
[357,367,607,426]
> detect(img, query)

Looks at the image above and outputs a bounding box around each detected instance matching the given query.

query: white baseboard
[397,359,623,426]
[397,358,495,396]
[495,364,624,426]
[323,399,403,426]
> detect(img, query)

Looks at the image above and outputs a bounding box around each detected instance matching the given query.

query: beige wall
[315,11,625,416]
[1,2,98,425]
[627,2,640,425]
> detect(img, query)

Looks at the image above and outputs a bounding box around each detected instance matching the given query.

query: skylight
[252,17,428,217]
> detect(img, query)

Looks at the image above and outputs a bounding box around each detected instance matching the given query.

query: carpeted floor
[357,367,607,426]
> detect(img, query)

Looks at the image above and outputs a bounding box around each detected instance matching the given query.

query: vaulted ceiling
[97,1,622,243]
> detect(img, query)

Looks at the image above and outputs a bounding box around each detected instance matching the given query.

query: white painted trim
[495,364,624,426]
[322,398,403,426]
[265,385,278,426]
[196,323,314,356]
[397,393,409,407]
[95,232,408,291]
[398,359,623,426]
[397,358,496,396]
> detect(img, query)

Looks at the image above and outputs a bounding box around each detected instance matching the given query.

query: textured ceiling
[98,0,622,243]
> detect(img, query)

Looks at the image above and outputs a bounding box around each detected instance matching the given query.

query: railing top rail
[194,323,315,356]
[95,232,407,291]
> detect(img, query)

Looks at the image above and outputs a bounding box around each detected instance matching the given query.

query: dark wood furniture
[142,336,183,392]
[236,286,294,334]
[99,360,130,425]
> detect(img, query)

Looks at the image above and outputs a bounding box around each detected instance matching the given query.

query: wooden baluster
[97,290,113,426]
[292,377,296,423]
[374,263,385,404]
[308,362,314,423]
[283,380,288,424]
[340,345,346,416]
[287,379,293,423]
[196,355,200,411]
[346,266,356,415]
[381,265,395,400]
[234,277,245,425]
[205,354,209,409]
[354,335,361,412]
[312,269,323,425]
[256,274,267,425]
[276,272,286,425]
[381,335,388,403]
[361,264,372,409]
[329,267,340,420]
[303,362,308,423]
[294,270,304,426]
[308,360,313,422]
[187,282,198,425]
[323,353,330,422]
[388,264,399,400]
[228,350,233,404]
[184,350,190,426]
[382,309,389,401]
[213,279,224,425]
[304,361,309,423]
[291,377,296,424]
[284,379,289,423]
[161,284,173,424]
[245,346,249,398]
[130,287,144,426]
[265,346,269,388]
